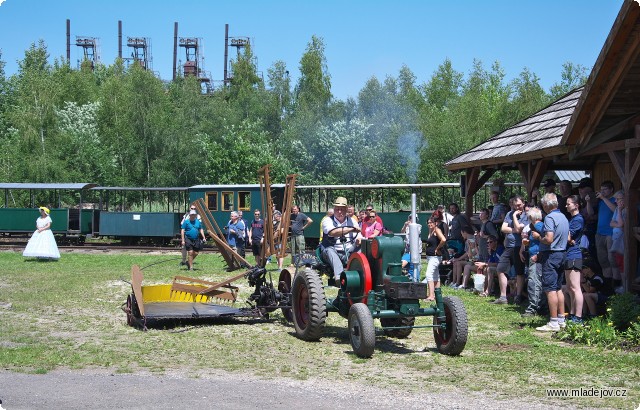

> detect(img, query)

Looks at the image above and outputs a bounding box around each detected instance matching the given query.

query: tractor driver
[320,196,362,286]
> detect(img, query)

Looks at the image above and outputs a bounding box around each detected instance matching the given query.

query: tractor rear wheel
[291,267,326,341]
[433,296,468,355]
[380,316,415,338]
[348,303,375,358]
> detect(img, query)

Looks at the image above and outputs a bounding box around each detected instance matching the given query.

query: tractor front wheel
[433,296,468,355]
[291,267,326,341]
[348,303,375,358]
[381,316,415,339]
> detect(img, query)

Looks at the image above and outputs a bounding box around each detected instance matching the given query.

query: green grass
[0,250,638,408]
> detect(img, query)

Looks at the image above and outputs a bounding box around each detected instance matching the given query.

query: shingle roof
[445,87,583,170]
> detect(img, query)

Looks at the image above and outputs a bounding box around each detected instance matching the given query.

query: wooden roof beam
[518,159,550,197]
[572,111,640,159]
[580,134,640,157]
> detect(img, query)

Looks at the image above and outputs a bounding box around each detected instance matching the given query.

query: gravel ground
[0,369,583,410]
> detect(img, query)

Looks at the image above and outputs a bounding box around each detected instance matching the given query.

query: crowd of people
[436,177,631,331]
[181,204,291,271]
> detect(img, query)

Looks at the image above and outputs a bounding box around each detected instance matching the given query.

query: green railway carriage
[0,183,97,239]
[91,187,189,244]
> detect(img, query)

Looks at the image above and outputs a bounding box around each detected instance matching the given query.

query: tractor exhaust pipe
[408,194,421,282]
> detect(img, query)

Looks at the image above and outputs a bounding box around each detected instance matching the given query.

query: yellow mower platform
[124,265,261,328]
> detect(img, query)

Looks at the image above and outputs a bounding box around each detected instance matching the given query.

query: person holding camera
[181,209,207,270]
[585,180,618,287]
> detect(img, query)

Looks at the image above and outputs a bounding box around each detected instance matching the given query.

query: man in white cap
[321,196,362,286]
[180,205,201,266]
[181,209,207,270]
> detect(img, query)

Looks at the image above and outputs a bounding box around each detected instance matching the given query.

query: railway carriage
[0,183,97,243]
[93,186,188,245]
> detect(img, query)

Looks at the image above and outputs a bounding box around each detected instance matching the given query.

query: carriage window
[205,192,218,211]
[222,192,234,211]
[238,192,251,211]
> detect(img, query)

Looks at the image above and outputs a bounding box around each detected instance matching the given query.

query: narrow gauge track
[0,242,223,253]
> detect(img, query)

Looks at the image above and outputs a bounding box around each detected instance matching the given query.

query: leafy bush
[608,292,640,331]
[622,321,640,346]
[558,317,618,348]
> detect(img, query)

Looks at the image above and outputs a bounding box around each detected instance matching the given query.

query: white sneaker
[558,321,566,329]
[536,322,560,332]
[614,286,624,295]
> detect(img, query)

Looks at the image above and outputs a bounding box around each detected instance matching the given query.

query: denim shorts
[540,251,565,292]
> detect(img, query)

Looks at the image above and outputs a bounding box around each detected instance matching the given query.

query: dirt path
[0,369,580,410]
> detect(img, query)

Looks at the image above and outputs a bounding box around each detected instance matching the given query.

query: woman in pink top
[363,211,383,238]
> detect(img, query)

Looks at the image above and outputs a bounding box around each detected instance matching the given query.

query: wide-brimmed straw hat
[333,196,348,207]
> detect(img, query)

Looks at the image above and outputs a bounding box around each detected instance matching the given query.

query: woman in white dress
[22,206,60,260]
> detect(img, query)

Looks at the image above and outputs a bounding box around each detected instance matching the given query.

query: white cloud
[0,0,6,6]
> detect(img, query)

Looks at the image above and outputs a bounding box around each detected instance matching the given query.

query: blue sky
[0,0,623,101]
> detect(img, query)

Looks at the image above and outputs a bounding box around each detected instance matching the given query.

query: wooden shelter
[445,0,640,292]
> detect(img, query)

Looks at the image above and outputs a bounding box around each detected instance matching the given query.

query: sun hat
[333,196,348,207]
[39,206,50,215]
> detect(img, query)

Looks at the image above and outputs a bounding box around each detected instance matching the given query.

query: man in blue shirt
[181,209,207,271]
[585,180,618,284]
[536,193,569,332]
[493,195,528,304]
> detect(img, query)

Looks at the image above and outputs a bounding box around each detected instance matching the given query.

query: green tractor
[291,234,468,358]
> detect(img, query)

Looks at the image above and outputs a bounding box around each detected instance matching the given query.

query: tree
[5,41,69,182]
[267,60,291,116]
[202,119,289,184]
[228,43,265,119]
[549,62,588,100]
[56,101,115,182]
[294,35,332,115]
[417,59,512,183]
[508,67,550,123]
[422,58,463,110]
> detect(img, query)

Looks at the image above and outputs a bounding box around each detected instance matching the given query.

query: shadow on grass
[129,315,274,332]
[284,324,417,355]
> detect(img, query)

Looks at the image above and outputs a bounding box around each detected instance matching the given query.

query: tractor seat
[315,247,327,265]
